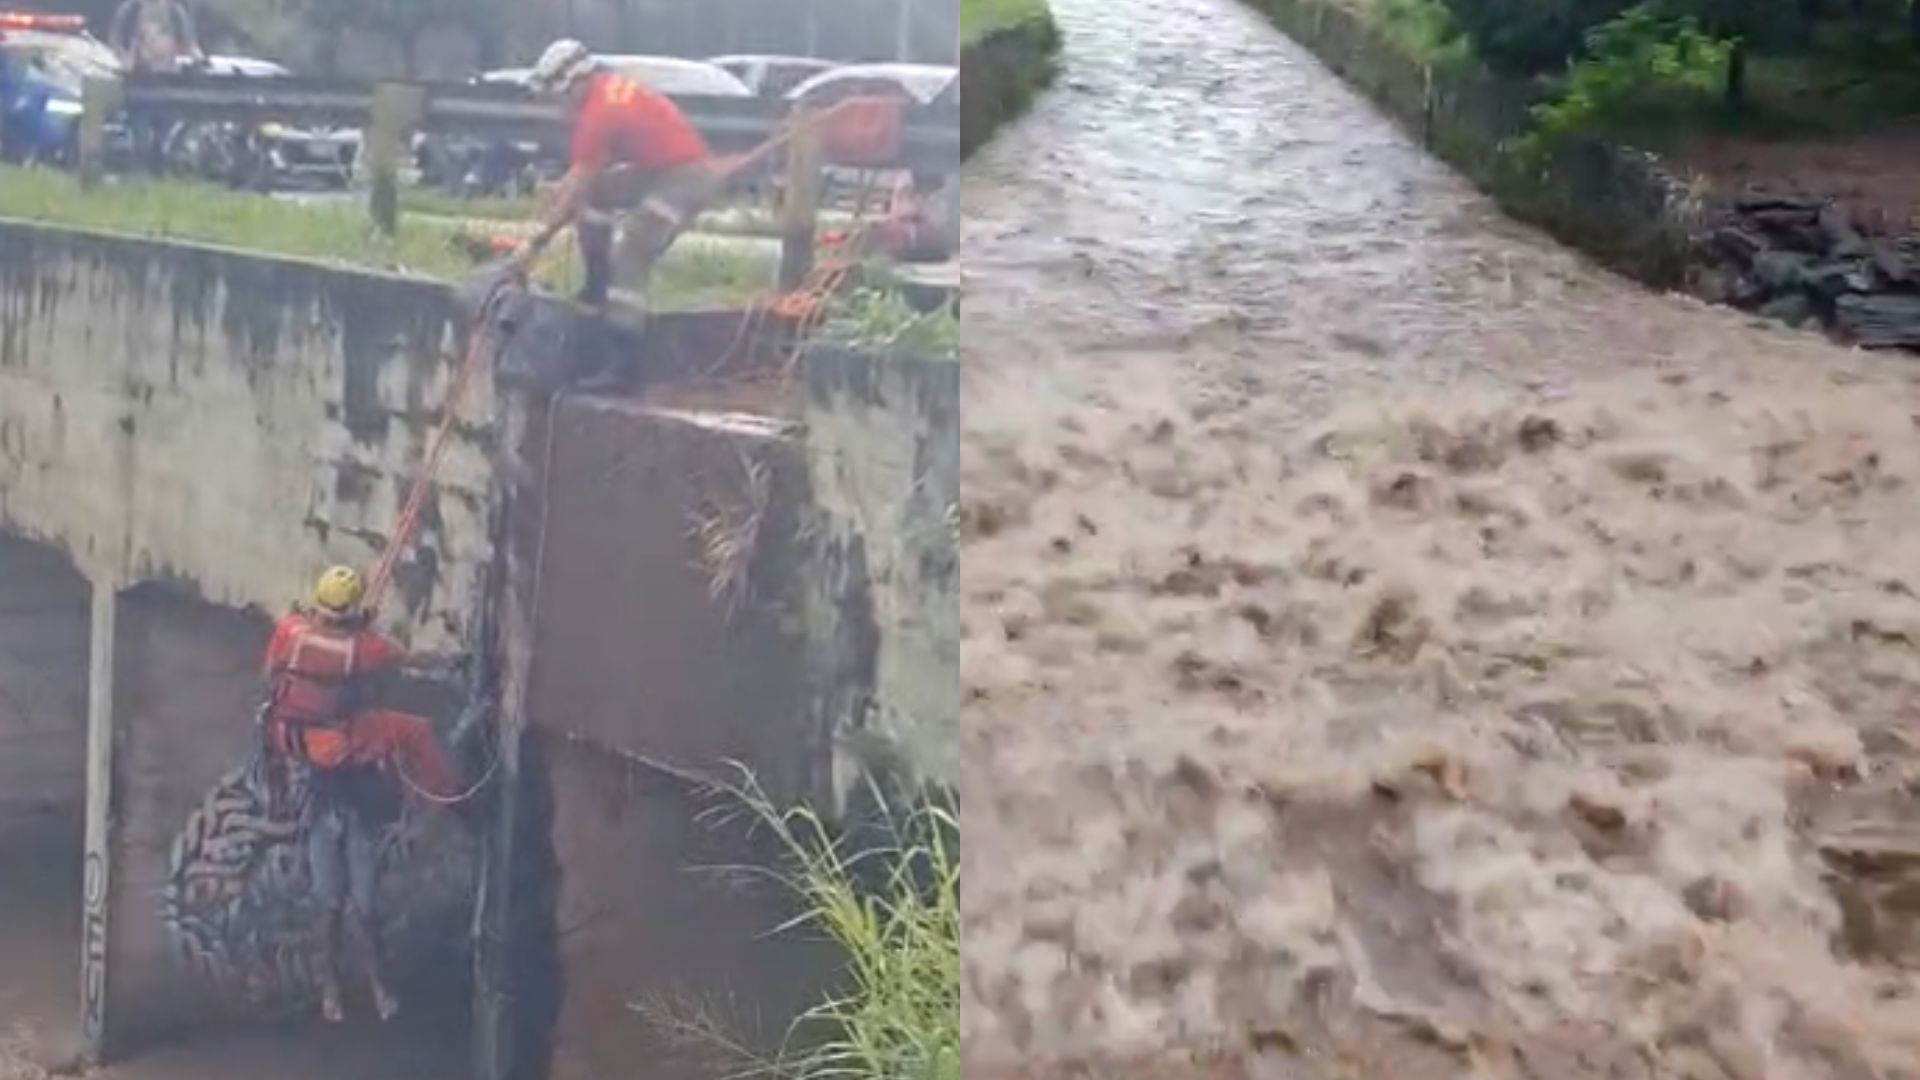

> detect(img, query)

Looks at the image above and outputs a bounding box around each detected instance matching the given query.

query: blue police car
[0,14,123,166]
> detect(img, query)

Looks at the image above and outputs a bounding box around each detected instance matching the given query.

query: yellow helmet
[311,565,366,615]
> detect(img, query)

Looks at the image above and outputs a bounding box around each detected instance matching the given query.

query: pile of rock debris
[1701,190,1920,350]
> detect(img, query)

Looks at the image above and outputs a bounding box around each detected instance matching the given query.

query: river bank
[960,0,1062,156]
[1241,0,1920,350]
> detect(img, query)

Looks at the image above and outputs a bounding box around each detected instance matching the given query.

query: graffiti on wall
[159,746,478,1007]
[81,849,108,1047]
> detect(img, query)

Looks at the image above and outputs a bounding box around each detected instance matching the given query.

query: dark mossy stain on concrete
[325,272,456,448]
[333,459,382,506]
[390,545,442,624]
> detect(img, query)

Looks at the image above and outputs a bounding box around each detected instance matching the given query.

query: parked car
[165,55,360,190]
[413,66,559,199]
[784,62,957,107]
[595,54,753,97]
[708,54,835,99]
[0,16,120,166]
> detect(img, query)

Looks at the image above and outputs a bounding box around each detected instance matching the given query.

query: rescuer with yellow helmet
[260,565,462,1024]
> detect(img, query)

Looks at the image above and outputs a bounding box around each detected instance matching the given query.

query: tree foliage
[1514,5,1732,165]
[1441,0,1805,77]
[1438,0,1636,74]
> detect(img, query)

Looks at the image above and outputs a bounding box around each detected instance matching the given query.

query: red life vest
[270,621,363,725]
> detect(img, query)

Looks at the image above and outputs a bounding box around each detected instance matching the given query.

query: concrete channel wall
[0,222,496,1060]
[498,343,958,1079]
[0,220,958,1078]
[0,536,89,851]
[0,221,495,656]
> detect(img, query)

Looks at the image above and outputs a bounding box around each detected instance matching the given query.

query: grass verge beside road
[0,166,777,310]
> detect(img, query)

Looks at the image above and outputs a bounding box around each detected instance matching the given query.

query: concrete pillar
[474,392,544,1080]
[78,576,118,1064]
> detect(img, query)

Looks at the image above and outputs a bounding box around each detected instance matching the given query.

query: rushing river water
[961,0,1863,416]
[960,0,1920,1074]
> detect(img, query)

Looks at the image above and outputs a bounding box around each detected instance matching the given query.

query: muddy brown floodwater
[962,0,1920,1076]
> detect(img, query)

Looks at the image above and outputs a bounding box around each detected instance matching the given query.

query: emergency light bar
[0,12,87,32]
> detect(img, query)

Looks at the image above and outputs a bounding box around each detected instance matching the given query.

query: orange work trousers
[283,709,460,800]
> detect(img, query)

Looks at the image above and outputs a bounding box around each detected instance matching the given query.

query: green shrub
[640,773,959,1080]
[1514,4,1733,166]
[1371,0,1474,68]
[823,277,959,356]
[1439,0,1635,74]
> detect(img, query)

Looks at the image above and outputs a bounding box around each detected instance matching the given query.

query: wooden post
[77,77,122,191]
[780,107,825,292]
[79,576,119,1064]
[367,83,427,236]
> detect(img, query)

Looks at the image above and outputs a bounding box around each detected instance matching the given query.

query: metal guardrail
[112,73,962,167]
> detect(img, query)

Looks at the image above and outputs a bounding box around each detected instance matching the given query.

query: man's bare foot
[321,988,345,1023]
[372,984,400,1023]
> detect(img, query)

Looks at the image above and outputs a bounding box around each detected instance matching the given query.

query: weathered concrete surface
[0,223,494,656]
[0,533,89,846]
[798,346,960,802]
[505,363,957,1077]
[0,532,89,1069]
[539,731,836,1080]
[529,395,819,801]
[0,219,959,1080]
[528,356,959,808]
[518,393,837,1080]
[105,587,267,1050]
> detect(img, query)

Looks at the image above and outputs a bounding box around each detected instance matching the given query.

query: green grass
[0,164,473,277]
[960,0,1052,44]
[399,187,540,223]
[0,165,776,310]
[1351,0,1473,69]
[641,774,959,1080]
[823,281,959,356]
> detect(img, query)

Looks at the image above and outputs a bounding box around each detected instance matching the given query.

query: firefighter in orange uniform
[261,565,461,1023]
[510,38,725,308]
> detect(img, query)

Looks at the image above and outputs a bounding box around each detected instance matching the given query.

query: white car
[785,62,958,107]
[196,54,290,78]
[475,66,533,89]
[594,55,752,97]
[708,54,835,98]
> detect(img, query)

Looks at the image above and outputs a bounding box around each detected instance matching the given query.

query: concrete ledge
[1241,0,1704,287]
[961,10,1063,158]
